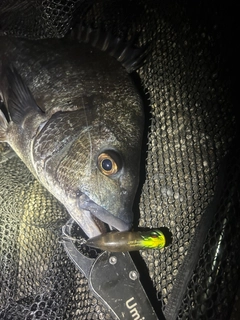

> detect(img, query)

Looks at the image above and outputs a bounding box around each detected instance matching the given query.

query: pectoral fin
[0,109,8,142]
[1,64,44,125]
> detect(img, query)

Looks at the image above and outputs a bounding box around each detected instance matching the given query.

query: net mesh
[0,1,239,319]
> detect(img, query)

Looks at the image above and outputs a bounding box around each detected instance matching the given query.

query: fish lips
[77,193,132,233]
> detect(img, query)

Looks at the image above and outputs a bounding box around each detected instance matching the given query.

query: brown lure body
[86,229,166,252]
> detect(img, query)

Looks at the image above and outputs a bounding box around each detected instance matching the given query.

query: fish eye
[97,151,121,176]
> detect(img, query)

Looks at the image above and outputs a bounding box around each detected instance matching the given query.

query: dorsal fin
[69,24,148,73]
[1,63,43,125]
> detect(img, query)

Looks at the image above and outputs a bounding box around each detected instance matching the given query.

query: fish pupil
[102,159,112,171]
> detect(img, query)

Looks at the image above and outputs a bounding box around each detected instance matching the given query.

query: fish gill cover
[0,1,239,320]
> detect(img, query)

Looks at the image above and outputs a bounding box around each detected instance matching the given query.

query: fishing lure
[85,229,166,252]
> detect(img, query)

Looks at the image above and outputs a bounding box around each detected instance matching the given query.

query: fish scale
[0,36,144,238]
[0,1,239,320]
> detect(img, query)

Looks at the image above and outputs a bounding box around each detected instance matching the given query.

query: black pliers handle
[62,219,159,320]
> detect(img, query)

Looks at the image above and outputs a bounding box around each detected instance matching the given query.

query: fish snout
[77,193,133,234]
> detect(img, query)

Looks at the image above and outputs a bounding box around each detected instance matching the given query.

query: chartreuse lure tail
[85,229,166,252]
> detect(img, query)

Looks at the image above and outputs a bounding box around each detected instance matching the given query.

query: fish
[85,229,167,252]
[0,34,144,238]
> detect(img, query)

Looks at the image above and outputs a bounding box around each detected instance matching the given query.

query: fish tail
[0,109,8,142]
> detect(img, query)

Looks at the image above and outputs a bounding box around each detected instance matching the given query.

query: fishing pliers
[61,218,162,320]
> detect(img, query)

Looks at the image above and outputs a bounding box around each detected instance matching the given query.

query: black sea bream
[0,36,144,238]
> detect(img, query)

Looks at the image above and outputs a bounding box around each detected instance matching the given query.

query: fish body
[0,36,144,238]
[85,229,166,252]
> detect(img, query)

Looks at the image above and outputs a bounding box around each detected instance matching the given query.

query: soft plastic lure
[85,229,166,252]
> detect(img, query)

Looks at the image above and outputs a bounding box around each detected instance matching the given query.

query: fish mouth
[77,193,132,235]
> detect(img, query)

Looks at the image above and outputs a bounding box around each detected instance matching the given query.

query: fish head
[33,97,144,238]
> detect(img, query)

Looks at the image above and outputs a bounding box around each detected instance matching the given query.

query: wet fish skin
[0,36,144,238]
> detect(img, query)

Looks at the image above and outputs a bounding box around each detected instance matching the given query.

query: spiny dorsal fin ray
[69,24,148,73]
[1,64,43,125]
